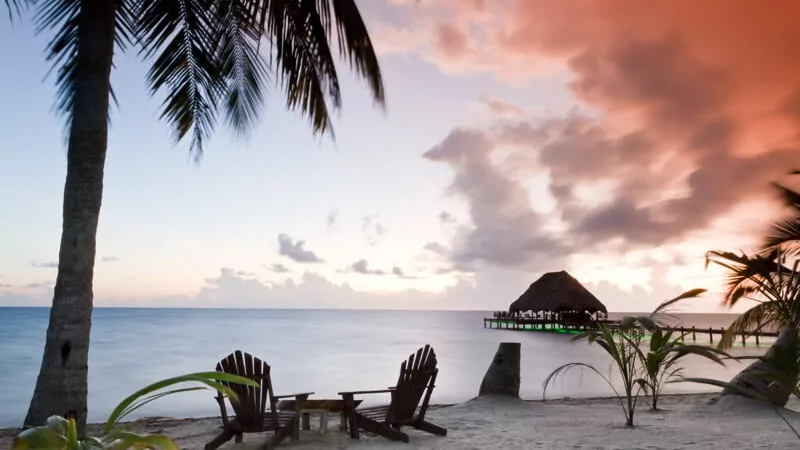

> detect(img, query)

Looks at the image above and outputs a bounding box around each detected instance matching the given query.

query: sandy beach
[4,393,800,449]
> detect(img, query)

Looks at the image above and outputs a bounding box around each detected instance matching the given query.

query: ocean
[0,308,768,427]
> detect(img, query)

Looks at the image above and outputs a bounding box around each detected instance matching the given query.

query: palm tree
[705,250,800,406]
[5,0,384,433]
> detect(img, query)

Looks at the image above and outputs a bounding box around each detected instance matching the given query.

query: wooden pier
[483,317,779,347]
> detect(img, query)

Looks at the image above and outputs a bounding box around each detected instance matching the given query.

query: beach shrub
[12,372,257,450]
[624,290,728,411]
[638,327,727,410]
[543,323,646,426]
[544,290,728,425]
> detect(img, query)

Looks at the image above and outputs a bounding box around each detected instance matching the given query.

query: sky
[1,0,800,312]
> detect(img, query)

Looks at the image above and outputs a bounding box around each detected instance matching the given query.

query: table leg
[320,412,328,435]
[342,395,358,439]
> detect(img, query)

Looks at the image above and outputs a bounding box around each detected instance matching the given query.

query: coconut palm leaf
[135,0,385,158]
[210,0,268,138]
[622,288,708,331]
[34,0,136,129]
[760,172,800,255]
[15,372,259,449]
[705,251,790,306]
[4,0,25,19]
[545,325,647,426]
[137,0,227,155]
[104,371,257,432]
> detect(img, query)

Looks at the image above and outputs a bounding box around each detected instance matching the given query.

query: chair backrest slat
[215,350,276,428]
[389,345,438,422]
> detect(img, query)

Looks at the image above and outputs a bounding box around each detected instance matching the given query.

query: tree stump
[479,342,521,397]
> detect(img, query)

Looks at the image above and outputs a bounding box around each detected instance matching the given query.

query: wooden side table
[277,399,363,435]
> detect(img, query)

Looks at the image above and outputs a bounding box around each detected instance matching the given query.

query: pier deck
[483,317,778,346]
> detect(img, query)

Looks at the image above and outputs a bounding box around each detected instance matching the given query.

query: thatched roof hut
[509,270,607,314]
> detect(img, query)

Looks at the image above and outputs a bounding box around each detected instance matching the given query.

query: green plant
[13,372,258,450]
[544,323,646,426]
[544,290,728,425]
[638,327,727,410]
[623,289,729,411]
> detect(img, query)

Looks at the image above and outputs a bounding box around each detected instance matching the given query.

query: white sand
[4,394,800,449]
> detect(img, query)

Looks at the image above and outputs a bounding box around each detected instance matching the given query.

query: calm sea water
[0,308,768,427]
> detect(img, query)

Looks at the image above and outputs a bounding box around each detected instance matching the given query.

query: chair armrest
[338,389,394,396]
[273,392,314,400]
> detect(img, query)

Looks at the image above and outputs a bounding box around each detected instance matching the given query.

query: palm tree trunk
[722,325,799,407]
[24,0,117,435]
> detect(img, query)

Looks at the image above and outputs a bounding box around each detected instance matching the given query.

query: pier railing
[483,316,777,347]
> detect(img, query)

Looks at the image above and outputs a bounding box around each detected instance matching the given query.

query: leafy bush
[639,327,727,410]
[544,290,728,425]
[13,372,258,450]
[543,324,646,426]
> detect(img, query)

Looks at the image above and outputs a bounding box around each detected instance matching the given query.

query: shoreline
[0,391,722,433]
[5,392,800,449]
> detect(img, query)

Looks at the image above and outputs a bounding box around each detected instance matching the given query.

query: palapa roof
[509,270,607,313]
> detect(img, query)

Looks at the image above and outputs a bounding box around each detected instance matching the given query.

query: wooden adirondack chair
[339,345,447,442]
[205,351,313,450]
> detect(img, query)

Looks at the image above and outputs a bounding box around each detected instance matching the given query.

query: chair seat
[232,411,297,433]
[355,405,391,422]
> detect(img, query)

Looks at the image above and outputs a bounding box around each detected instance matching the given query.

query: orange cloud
[407,0,800,269]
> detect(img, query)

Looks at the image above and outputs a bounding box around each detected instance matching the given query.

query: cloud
[0,261,741,314]
[423,241,449,256]
[265,263,290,273]
[326,210,339,233]
[102,256,120,262]
[361,215,388,246]
[24,281,53,289]
[477,96,522,117]
[423,129,566,268]
[438,211,456,224]
[391,265,422,280]
[277,234,324,263]
[349,259,386,275]
[236,270,255,277]
[0,283,11,289]
[433,23,469,60]
[31,261,58,268]
[384,0,800,271]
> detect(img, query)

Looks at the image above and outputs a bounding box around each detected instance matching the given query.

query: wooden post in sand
[479,342,521,398]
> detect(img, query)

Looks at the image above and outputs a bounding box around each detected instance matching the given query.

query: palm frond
[324,0,385,104]
[211,0,268,138]
[254,0,385,137]
[759,177,800,255]
[104,371,257,432]
[762,218,800,257]
[34,0,135,129]
[137,0,227,158]
[705,250,787,306]
[4,0,30,20]
[651,288,706,317]
[136,0,384,158]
